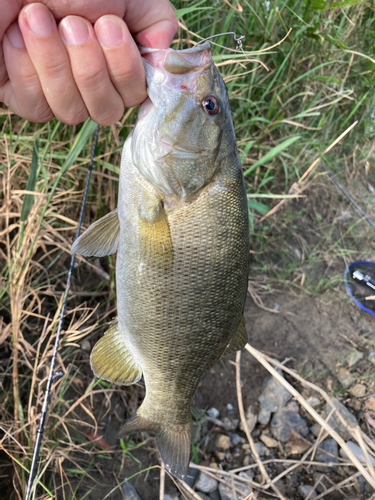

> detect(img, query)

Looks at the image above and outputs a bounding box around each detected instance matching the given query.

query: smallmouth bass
[72,42,249,479]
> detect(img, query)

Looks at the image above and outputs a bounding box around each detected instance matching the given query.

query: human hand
[0,1,177,125]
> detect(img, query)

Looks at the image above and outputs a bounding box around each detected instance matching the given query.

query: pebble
[222,417,239,432]
[298,484,317,499]
[285,434,311,455]
[195,472,218,493]
[227,404,234,412]
[80,339,91,352]
[258,369,292,415]
[316,438,339,471]
[164,493,180,500]
[218,475,251,500]
[230,434,242,446]
[324,399,359,440]
[216,434,231,450]
[347,349,364,367]
[258,408,272,425]
[208,407,220,419]
[336,367,355,389]
[209,490,221,500]
[368,351,375,364]
[306,396,320,407]
[122,481,141,500]
[260,433,278,448]
[271,401,309,442]
[215,451,225,461]
[312,472,327,494]
[197,494,210,500]
[340,441,375,465]
[254,442,271,457]
[350,383,366,398]
[310,423,322,438]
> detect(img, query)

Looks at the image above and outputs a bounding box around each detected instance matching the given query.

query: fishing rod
[26,124,100,500]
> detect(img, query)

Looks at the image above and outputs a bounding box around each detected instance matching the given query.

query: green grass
[1,0,375,498]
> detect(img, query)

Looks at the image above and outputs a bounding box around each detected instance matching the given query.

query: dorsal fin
[90,319,142,386]
[71,209,120,257]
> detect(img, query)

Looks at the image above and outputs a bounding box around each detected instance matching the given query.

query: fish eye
[202,95,219,116]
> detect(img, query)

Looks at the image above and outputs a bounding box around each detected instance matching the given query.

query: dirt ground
[63,288,374,499]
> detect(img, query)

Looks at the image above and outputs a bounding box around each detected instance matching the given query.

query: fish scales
[72,42,250,479]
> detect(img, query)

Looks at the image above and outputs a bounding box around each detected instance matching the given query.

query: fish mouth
[139,43,212,75]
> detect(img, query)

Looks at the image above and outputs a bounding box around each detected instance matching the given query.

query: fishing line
[26,123,100,500]
[196,31,245,50]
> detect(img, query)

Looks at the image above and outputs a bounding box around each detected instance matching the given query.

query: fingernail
[24,4,54,37]
[7,23,26,49]
[96,17,123,47]
[60,17,89,45]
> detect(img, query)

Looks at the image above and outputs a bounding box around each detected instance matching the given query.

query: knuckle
[43,57,68,78]
[74,64,106,90]
[93,107,123,126]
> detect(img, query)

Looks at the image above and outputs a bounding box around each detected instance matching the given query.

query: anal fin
[90,319,142,386]
[71,208,120,257]
[221,317,248,358]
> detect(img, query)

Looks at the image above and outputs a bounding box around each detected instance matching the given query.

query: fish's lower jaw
[117,412,191,480]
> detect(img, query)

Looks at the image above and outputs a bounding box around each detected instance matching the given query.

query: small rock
[307,396,320,407]
[340,441,375,465]
[164,493,180,500]
[239,469,254,481]
[257,408,272,425]
[215,451,225,461]
[254,442,271,457]
[80,339,91,352]
[337,367,355,389]
[258,369,292,415]
[324,399,359,440]
[316,438,338,471]
[312,473,327,494]
[271,401,309,442]
[218,475,251,500]
[347,349,364,367]
[195,472,218,493]
[216,434,231,450]
[222,417,239,432]
[243,455,251,466]
[260,433,278,448]
[122,481,141,500]
[285,432,311,455]
[298,484,317,499]
[311,423,322,438]
[197,494,210,500]
[350,383,366,398]
[208,407,220,419]
[208,491,221,500]
[368,351,375,364]
[366,396,375,412]
[184,467,199,488]
[230,434,242,446]
[226,404,234,413]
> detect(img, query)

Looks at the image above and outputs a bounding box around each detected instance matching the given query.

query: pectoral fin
[139,202,173,266]
[90,319,142,386]
[71,209,120,257]
[221,317,248,358]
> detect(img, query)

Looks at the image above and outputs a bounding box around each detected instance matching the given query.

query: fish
[71,42,249,479]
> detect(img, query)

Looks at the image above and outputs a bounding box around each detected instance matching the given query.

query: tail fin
[118,412,191,479]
